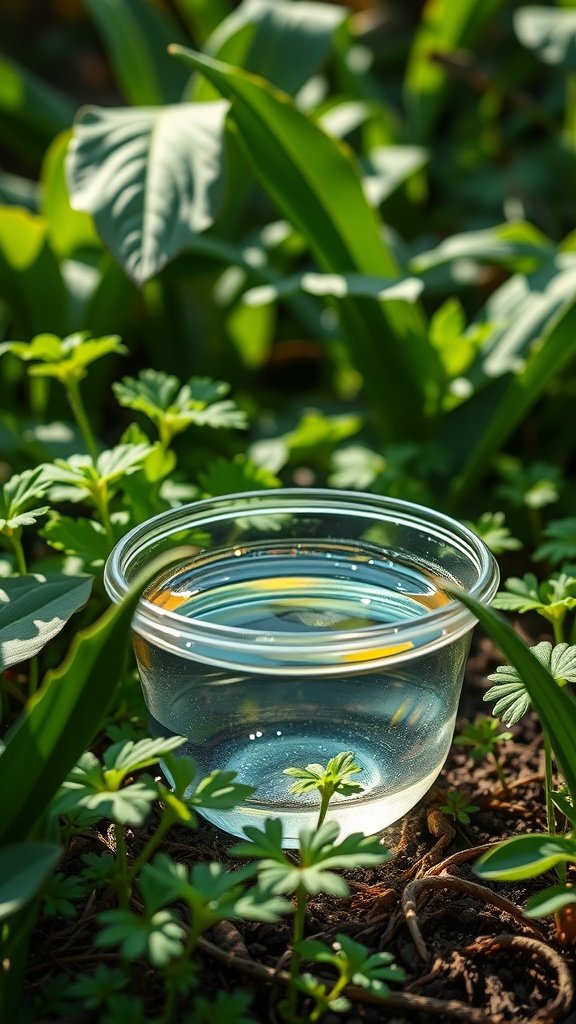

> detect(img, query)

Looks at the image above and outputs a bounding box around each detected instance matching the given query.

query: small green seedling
[438,789,480,825]
[455,716,512,791]
[295,933,407,1022]
[284,750,364,828]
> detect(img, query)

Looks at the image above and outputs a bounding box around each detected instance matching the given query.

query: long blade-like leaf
[404,0,504,142]
[0,549,190,844]
[84,0,189,106]
[170,46,438,438]
[453,591,576,806]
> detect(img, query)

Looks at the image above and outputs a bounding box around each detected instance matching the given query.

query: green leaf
[0,574,92,670]
[449,258,576,493]
[0,466,52,532]
[0,206,69,337]
[515,6,576,69]
[535,518,576,565]
[410,221,553,275]
[475,833,576,882]
[190,769,256,809]
[466,512,522,556]
[486,642,576,726]
[104,735,187,779]
[190,990,254,1024]
[0,331,126,385]
[170,45,436,440]
[96,907,185,967]
[0,843,61,921]
[492,573,576,620]
[198,455,280,496]
[41,131,99,258]
[84,0,189,105]
[67,103,229,285]
[0,548,192,843]
[452,591,576,806]
[284,750,364,798]
[41,513,111,565]
[524,884,576,918]
[0,54,74,164]
[113,370,247,445]
[405,0,504,142]
[198,0,348,97]
[49,444,152,503]
[361,146,429,206]
[243,271,423,306]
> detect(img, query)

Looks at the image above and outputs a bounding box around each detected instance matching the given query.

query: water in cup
[134,539,470,845]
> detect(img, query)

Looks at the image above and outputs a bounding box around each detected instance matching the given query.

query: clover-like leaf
[492,572,576,623]
[96,906,185,967]
[103,735,187,786]
[466,511,522,555]
[485,641,576,725]
[113,369,247,447]
[189,769,256,810]
[233,819,387,898]
[284,751,364,799]
[0,466,52,533]
[535,518,576,566]
[67,965,127,1010]
[0,332,125,385]
[49,444,152,503]
[455,716,512,757]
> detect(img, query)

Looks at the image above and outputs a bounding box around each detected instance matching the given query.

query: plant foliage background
[2,0,576,1021]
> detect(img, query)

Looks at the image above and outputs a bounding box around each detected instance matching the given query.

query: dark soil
[27,631,576,1023]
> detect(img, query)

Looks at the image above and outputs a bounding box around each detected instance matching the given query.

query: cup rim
[104,488,499,668]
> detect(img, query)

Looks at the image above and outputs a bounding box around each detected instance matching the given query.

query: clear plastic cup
[104,489,499,846]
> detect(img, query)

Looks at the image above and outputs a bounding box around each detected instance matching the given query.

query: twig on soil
[196,934,494,1022]
[463,934,574,1023]
[402,875,546,961]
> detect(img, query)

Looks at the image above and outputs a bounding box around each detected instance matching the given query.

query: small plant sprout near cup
[232,751,404,1024]
[438,789,480,825]
[454,716,513,793]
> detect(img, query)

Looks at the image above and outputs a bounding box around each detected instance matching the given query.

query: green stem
[492,753,508,793]
[114,823,130,909]
[94,483,115,548]
[9,532,27,575]
[552,615,566,646]
[288,885,307,1016]
[544,733,556,837]
[316,787,333,830]
[66,379,99,461]
[127,811,174,885]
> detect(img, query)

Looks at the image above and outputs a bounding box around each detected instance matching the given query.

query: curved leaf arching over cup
[66,102,229,286]
[0,547,195,845]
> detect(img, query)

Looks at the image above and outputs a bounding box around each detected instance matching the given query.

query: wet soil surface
[28,633,576,1023]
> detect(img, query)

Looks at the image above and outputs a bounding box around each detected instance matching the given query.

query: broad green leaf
[0,574,92,670]
[84,0,189,105]
[0,548,191,843]
[243,272,423,306]
[453,591,576,806]
[0,207,69,336]
[196,0,348,98]
[67,103,229,285]
[524,884,576,918]
[492,573,576,620]
[49,445,152,503]
[41,131,100,258]
[449,260,576,492]
[361,146,429,206]
[411,222,553,275]
[515,6,576,69]
[170,46,437,439]
[475,833,576,881]
[0,54,74,164]
[0,842,61,922]
[404,0,504,142]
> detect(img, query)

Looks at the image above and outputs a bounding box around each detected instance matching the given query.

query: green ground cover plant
[2,0,576,1020]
